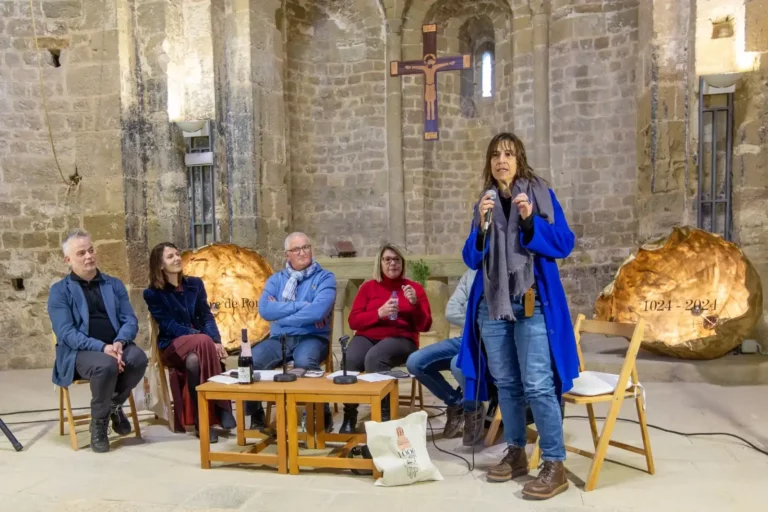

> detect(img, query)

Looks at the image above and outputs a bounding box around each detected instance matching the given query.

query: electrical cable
[4,407,765,459]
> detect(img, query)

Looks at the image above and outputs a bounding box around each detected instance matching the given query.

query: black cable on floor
[564,415,768,457]
[2,406,90,415]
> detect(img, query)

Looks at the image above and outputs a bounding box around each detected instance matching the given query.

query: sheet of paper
[254,370,281,381]
[325,370,360,379]
[208,374,239,385]
[358,373,396,382]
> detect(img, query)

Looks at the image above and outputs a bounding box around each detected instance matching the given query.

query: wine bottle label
[237,366,251,383]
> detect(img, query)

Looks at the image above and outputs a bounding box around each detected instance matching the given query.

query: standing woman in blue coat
[456,132,580,500]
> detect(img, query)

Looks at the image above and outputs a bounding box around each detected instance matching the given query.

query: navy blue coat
[143,276,221,350]
[456,189,580,403]
[48,273,138,387]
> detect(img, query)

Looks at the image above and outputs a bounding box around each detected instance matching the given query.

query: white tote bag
[364,410,443,487]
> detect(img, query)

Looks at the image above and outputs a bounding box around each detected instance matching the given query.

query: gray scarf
[474,177,555,321]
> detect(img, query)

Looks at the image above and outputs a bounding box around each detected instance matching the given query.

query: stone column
[386,19,406,247]
[636,0,693,240]
[531,0,551,183]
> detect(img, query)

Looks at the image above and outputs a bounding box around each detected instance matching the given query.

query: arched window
[481,50,493,98]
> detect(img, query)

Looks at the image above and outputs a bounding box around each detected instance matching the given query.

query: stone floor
[1,368,767,512]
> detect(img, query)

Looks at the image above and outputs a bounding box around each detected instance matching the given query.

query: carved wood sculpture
[181,243,274,352]
[594,227,762,359]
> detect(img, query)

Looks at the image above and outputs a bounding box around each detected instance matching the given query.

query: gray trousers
[346,335,417,373]
[74,344,148,419]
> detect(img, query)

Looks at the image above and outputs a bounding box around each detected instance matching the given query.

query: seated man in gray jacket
[48,229,148,453]
[406,269,483,444]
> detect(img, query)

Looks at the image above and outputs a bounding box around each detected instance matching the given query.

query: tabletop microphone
[482,190,497,232]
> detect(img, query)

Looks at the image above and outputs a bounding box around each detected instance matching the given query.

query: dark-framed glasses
[288,244,312,255]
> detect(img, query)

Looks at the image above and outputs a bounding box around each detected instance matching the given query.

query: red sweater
[348,277,433,346]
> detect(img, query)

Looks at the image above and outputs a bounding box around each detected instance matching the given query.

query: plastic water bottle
[300,410,306,432]
[388,291,398,321]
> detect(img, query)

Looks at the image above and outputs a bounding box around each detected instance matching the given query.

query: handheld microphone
[482,190,497,232]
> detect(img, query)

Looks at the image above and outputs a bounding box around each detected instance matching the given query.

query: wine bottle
[237,328,253,384]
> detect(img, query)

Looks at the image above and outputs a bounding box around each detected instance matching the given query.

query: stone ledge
[581,334,768,386]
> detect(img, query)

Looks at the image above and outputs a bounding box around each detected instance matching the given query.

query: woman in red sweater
[339,243,433,434]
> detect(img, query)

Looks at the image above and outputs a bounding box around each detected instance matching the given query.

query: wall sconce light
[701,73,742,95]
[711,17,734,39]
[175,120,213,166]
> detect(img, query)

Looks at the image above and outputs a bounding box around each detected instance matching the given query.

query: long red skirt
[162,334,232,432]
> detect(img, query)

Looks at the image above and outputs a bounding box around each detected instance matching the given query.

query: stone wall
[548,0,640,313]
[286,0,388,257]
[211,0,290,264]
[400,0,517,256]
[0,0,126,370]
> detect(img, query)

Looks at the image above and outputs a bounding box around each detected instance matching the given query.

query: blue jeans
[251,334,329,371]
[477,296,566,461]
[405,337,463,406]
[245,334,329,415]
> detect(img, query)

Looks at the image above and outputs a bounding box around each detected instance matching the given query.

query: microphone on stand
[482,189,497,232]
[333,335,357,384]
[274,333,297,382]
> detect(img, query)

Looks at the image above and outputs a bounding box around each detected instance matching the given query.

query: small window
[481,51,493,98]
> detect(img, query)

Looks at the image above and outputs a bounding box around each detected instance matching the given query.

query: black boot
[250,403,266,431]
[381,398,391,422]
[339,404,358,434]
[195,425,219,444]
[323,403,334,433]
[90,418,110,453]
[109,404,132,436]
[218,406,236,430]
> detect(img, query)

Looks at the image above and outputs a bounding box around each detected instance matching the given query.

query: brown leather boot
[462,407,485,446]
[443,404,464,439]
[486,446,528,483]
[522,461,568,499]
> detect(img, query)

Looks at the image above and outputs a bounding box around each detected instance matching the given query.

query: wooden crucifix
[390,24,471,141]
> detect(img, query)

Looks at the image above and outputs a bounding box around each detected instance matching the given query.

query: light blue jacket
[445,269,477,328]
[48,272,138,387]
[258,266,336,339]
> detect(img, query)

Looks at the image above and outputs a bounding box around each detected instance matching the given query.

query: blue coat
[456,189,580,403]
[48,273,139,387]
[143,276,221,350]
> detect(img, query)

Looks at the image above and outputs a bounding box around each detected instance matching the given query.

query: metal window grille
[184,122,216,248]
[697,78,733,241]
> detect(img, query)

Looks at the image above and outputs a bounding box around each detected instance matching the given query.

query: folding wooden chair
[53,334,142,451]
[148,317,175,432]
[529,314,654,491]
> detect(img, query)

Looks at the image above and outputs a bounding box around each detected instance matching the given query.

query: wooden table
[283,378,399,478]
[196,381,288,474]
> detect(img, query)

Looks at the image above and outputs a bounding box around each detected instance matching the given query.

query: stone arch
[285,0,388,257]
[459,15,496,117]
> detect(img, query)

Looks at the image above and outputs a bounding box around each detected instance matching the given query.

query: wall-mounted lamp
[175,120,213,166]
[701,72,742,95]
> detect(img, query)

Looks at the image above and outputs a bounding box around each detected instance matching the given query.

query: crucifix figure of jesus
[390,24,471,141]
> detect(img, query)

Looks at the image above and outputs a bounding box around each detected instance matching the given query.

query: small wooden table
[282,378,399,478]
[196,381,288,474]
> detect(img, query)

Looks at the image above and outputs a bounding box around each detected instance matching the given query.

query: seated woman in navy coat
[143,242,235,443]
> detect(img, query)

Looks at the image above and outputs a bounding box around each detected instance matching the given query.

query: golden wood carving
[181,243,274,351]
[594,227,762,359]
